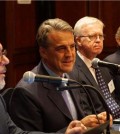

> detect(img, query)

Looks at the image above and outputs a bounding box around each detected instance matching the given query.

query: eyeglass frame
[78,34,105,41]
[0,49,7,62]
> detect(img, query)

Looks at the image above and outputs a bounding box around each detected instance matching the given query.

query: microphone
[57,84,111,134]
[92,58,120,72]
[23,71,77,84]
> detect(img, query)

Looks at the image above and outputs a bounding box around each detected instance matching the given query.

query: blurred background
[0,0,120,89]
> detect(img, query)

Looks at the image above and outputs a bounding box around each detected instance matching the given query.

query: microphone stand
[82,85,110,134]
[57,82,111,134]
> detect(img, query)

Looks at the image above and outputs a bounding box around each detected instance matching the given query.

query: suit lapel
[44,83,73,120]
[75,54,99,89]
[38,63,73,120]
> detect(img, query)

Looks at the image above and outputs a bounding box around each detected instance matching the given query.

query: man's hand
[65,120,87,134]
[98,111,113,126]
[80,111,113,128]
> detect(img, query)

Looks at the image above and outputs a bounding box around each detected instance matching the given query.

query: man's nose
[1,55,10,65]
[65,48,73,56]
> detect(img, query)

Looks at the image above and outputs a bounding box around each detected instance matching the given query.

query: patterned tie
[95,67,120,119]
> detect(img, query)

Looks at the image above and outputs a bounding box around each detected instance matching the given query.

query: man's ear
[39,47,47,59]
[75,36,82,46]
[116,37,120,46]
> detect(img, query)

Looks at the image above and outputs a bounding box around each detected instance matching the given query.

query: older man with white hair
[69,16,119,120]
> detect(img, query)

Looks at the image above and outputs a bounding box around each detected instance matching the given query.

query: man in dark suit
[104,26,120,105]
[69,54,111,115]
[6,18,108,132]
[0,41,86,134]
[69,16,116,119]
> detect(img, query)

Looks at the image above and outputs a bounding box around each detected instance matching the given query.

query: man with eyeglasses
[69,16,116,119]
[0,42,87,134]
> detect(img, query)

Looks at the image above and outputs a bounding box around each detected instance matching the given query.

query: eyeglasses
[79,34,105,41]
[0,49,7,62]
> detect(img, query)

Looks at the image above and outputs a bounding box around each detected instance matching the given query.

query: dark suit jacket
[6,62,85,132]
[104,48,120,105]
[0,94,50,134]
[69,54,114,115]
[104,48,120,64]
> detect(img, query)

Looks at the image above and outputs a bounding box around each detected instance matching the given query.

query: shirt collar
[42,61,67,78]
[77,50,92,68]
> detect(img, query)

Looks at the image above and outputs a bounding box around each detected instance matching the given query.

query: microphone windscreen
[23,71,35,83]
[92,58,100,68]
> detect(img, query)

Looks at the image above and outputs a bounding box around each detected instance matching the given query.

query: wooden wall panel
[14,3,36,48]
[4,1,55,88]
[99,2,120,57]
[0,1,120,90]
[55,1,88,27]
[5,1,38,88]
[55,1,120,59]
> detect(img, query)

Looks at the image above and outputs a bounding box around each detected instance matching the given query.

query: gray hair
[36,18,73,48]
[74,16,105,36]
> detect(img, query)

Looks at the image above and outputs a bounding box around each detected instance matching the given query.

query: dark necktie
[95,67,120,119]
